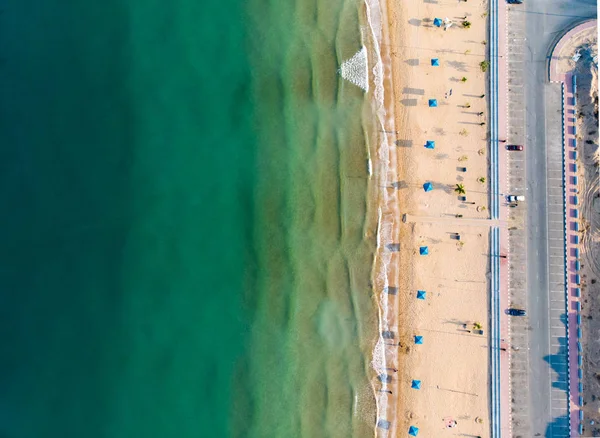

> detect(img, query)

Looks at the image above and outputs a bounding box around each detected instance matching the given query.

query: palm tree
[462,21,472,28]
[461,77,467,82]
[480,60,490,72]
[478,177,486,183]
[455,184,466,195]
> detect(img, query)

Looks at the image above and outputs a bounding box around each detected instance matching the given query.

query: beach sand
[373,0,492,436]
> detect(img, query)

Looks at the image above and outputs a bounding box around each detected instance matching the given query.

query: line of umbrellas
[401,20,461,438]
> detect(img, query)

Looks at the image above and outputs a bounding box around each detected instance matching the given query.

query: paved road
[514,0,596,436]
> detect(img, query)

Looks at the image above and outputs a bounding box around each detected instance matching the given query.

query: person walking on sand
[449,88,453,96]
[479,122,485,126]
[478,111,484,116]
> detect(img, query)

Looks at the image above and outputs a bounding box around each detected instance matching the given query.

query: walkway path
[403,214,504,228]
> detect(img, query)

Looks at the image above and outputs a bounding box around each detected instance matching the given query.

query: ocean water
[0,0,377,437]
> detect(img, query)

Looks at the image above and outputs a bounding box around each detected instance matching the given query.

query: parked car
[507,0,523,4]
[507,195,525,202]
[506,308,527,316]
[506,145,523,151]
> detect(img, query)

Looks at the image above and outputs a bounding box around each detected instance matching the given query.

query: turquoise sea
[0,0,377,437]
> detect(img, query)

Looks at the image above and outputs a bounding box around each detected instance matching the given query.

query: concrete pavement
[502,0,596,436]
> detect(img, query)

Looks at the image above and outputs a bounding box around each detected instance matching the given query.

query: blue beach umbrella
[411,380,422,390]
[414,335,423,345]
[409,425,420,436]
[428,99,438,107]
[419,246,429,255]
[416,290,426,300]
[425,140,435,149]
[433,18,443,27]
[431,58,440,66]
[423,182,433,192]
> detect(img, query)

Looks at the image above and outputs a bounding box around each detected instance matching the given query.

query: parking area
[507,56,570,437]
[544,83,570,436]
[505,6,531,438]
[506,6,570,437]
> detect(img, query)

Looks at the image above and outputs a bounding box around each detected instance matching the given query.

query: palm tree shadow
[430,182,456,194]
[544,414,569,438]
[447,60,468,72]
[543,335,568,391]
[542,312,569,437]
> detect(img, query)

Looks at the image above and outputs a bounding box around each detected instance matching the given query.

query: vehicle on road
[506,144,524,151]
[507,0,523,4]
[506,308,527,316]
[507,195,525,202]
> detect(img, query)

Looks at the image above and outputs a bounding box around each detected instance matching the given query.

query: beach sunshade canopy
[419,246,429,255]
[425,140,435,149]
[423,182,433,192]
[411,380,422,390]
[428,99,438,107]
[416,290,426,300]
[433,18,443,27]
[414,335,423,344]
[409,425,420,436]
[431,58,440,66]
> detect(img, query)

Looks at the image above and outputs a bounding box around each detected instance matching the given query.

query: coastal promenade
[494,0,510,436]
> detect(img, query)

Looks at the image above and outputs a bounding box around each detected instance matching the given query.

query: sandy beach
[372,0,493,436]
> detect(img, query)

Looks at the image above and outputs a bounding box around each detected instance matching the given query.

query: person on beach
[480,94,485,98]
[478,112,484,116]
[449,88,453,96]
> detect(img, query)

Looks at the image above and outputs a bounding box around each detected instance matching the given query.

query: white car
[507,195,525,202]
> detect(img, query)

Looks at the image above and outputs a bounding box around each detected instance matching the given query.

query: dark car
[507,145,524,151]
[507,0,523,4]
[506,308,527,316]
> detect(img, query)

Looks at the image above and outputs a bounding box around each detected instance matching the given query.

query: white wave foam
[340,46,369,91]
[363,0,400,432]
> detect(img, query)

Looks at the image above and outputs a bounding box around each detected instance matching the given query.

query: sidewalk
[496,0,511,436]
